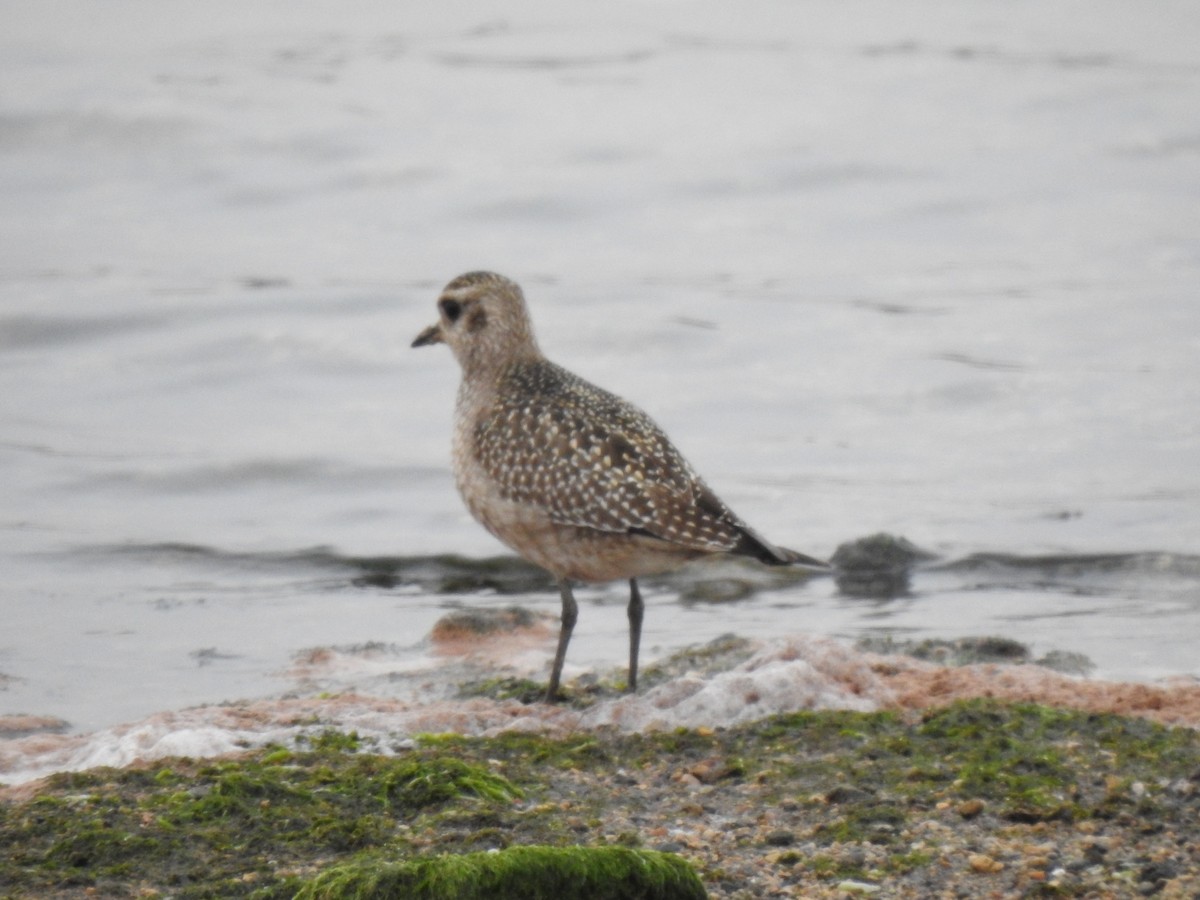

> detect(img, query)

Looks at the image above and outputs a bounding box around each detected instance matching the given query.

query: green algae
[0,741,523,897]
[295,846,707,900]
[299,728,366,754]
[1,701,1197,897]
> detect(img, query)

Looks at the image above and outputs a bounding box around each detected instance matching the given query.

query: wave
[80,537,1200,599]
[944,550,1200,578]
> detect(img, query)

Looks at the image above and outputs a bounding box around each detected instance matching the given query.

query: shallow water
[2,2,1200,776]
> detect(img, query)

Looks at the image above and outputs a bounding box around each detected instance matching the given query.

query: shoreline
[2,690,1197,898]
[4,633,1200,793]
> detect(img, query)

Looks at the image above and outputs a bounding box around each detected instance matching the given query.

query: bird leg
[627,577,644,692]
[546,579,578,701]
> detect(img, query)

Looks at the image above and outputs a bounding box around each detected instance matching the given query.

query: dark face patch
[465,306,488,334]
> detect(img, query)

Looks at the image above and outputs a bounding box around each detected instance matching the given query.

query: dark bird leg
[627,578,644,692]
[547,579,578,701]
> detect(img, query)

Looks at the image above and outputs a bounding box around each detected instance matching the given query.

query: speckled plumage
[413,271,824,698]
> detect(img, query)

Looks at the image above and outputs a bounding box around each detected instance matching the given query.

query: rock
[956,799,986,819]
[968,853,1004,873]
[831,533,936,598]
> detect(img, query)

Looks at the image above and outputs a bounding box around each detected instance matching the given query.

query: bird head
[413,271,542,376]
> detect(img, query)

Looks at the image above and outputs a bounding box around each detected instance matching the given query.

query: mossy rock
[295,845,707,900]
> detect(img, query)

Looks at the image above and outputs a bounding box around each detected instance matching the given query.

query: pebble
[968,853,1004,874]
[956,798,985,819]
[835,880,881,895]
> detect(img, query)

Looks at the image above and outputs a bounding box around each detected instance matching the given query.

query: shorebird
[413,271,826,700]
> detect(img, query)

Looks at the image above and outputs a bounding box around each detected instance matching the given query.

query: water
[3,1,1200,782]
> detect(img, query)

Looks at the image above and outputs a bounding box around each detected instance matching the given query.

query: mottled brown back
[472,358,748,552]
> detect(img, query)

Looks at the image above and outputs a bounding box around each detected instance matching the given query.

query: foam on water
[591,637,881,732]
[7,633,1200,789]
[0,636,884,786]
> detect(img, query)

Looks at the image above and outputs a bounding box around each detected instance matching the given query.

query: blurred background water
[2,1,1199,738]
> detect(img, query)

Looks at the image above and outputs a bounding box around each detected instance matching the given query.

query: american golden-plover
[413,271,826,700]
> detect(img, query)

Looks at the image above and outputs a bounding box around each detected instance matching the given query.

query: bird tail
[733,526,829,569]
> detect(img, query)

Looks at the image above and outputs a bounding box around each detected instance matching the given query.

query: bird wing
[472,362,745,553]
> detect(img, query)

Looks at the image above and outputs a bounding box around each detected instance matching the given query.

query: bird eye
[439,298,463,323]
